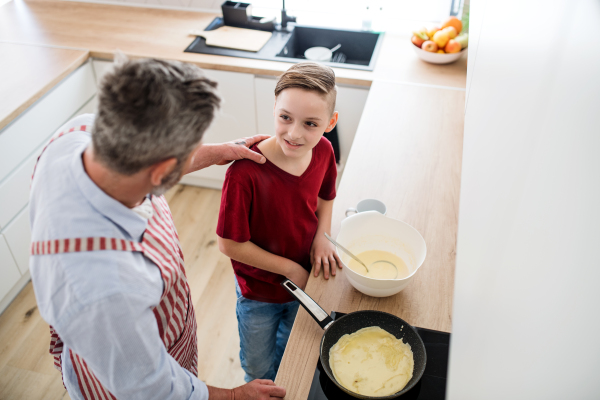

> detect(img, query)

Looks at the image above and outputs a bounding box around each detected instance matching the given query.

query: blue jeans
[235,280,299,382]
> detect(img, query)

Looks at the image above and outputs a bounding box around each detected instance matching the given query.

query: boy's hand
[311,233,343,280]
[286,261,309,290]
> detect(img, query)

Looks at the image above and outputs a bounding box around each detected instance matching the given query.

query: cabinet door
[92,59,115,86]
[0,61,96,183]
[254,77,369,167]
[0,234,22,304]
[254,77,277,137]
[180,70,258,189]
[0,144,38,230]
[3,206,32,276]
[334,85,369,166]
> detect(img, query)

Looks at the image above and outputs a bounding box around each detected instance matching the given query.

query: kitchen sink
[184,18,384,71]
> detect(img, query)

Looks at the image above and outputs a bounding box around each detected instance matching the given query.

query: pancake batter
[348,250,410,280]
[329,326,414,396]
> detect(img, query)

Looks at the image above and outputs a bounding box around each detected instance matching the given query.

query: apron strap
[31,237,143,256]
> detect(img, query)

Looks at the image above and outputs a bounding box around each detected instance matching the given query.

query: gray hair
[92,55,221,175]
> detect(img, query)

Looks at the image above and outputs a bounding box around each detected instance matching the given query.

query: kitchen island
[0,2,466,399]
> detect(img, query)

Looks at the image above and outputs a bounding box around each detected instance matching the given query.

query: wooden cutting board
[189,26,273,52]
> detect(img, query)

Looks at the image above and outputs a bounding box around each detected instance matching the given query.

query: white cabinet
[254,76,277,137]
[3,206,31,275]
[0,235,21,308]
[180,69,258,189]
[0,61,97,314]
[0,61,96,183]
[254,76,369,169]
[334,85,369,167]
[0,145,37,231]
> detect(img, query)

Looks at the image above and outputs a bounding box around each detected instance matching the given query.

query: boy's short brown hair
[275,62,337,115]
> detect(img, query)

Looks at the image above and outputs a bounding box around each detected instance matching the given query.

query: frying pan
[281,279,427,399]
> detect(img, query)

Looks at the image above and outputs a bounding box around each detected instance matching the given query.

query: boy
[217,62,343,382]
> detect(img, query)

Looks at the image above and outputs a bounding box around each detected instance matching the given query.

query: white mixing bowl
[336,211,427,297]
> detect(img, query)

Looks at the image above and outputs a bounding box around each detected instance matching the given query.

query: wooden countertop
[0,0,466,112]
[0,1,466,398]
[275,81,464,398]
[0,43,88,131]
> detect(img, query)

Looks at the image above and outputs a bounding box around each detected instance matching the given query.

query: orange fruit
[441,16,462,35]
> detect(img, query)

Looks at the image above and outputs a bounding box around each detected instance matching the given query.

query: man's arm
[218,237,310,290]
[310,198,342,279]
[185,135,271,174]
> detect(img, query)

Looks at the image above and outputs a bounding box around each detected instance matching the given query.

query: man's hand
[208,380,285,400]
[310,233,342,279]
[214,135,271,166]
[285,261,310,290]
[233,379,286,400]
[185,135,271,174]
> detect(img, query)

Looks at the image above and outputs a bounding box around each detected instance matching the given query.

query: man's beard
[151,163,184,196]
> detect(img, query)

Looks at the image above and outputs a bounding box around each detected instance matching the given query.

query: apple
[414,26,429,36]
[455,33,469,49]
[421,41,438,52]
[433,30,449,48]
[411,35,425,48]
[427,26,441,39]
[445,39,461,53]
[441,16,462,34]
[443,26,457,39]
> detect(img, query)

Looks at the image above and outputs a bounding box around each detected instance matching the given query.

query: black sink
[184,18,384,71]
[276,26,380,67]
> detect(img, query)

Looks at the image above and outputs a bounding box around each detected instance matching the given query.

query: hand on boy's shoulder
[214,135,270,166]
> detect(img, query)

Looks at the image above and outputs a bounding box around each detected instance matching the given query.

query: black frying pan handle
[281,279,333,330]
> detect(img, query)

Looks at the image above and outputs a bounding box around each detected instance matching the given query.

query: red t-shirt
[217,137,337,303]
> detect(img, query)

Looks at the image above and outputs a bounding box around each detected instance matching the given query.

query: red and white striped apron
[31,123,198,400]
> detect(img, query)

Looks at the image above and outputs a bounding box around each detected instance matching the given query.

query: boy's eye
[306,121,317,127]
[280,114,290,120]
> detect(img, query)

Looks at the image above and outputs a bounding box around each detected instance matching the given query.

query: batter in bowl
[329,326,414,396]
[348,250,410,280]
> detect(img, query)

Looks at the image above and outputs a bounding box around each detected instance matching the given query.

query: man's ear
[149,158,178,186]
[324,111,339,133]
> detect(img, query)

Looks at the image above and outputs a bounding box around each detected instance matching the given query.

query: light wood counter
[0,0,466,88]
[0,43,88,131]
[275,81,464,398]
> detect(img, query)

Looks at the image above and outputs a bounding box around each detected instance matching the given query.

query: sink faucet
[281,0,296,29]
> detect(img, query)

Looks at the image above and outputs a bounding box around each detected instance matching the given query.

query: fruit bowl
[412,44,467,64]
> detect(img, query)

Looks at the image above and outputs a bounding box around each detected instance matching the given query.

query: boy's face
[273,88,338,159]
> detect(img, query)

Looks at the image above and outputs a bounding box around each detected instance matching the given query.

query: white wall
[448,0,600,399]
[62,0,454,30]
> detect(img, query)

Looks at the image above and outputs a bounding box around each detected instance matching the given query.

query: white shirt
[29,114,209,400]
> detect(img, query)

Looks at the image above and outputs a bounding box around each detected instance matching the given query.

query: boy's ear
[324,111,339,133]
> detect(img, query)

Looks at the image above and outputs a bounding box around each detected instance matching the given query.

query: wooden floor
[0,185,245,399]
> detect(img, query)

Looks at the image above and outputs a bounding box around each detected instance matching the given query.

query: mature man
[29,56,286,400]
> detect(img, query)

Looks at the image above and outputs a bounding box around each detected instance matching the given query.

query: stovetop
[306,312,450,400]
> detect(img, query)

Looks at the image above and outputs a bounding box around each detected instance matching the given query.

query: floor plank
[0,184,244,399]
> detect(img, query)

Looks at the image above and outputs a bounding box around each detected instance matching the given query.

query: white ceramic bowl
[304,46,332,62]
[412,44,467,64]
[336,211,427,297]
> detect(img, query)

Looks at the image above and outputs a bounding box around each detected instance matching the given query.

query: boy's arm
[311,198,343,279]
[218,237,310,290]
